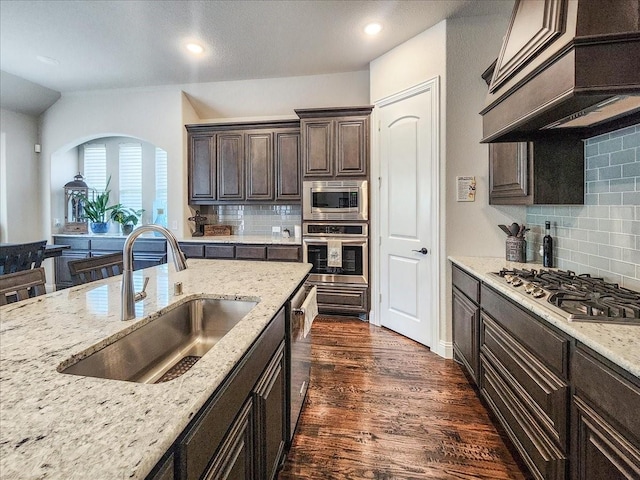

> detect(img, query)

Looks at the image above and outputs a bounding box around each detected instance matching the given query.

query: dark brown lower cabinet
[479,284,569,480]
[307,282,368,316]
[570,345,640,480]
[452,265,481,383]
[146,309,286,480]
[179,242,301,263]
[53,236,168,289]
[202,400,254,480]
[253,343,286,480]
[452,290,479,382]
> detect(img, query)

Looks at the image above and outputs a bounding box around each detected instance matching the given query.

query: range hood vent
[481,0,640,143]
[542,94,640,129]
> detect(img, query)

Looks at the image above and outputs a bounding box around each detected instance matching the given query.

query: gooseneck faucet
[121,225,188,321]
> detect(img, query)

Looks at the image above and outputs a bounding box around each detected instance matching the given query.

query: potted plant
[110,205,144,235]
[78,177,115,234]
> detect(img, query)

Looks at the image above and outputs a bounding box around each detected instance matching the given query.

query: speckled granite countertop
[449,256,640,378]
[53,233,302,246]
[0,259,311,479]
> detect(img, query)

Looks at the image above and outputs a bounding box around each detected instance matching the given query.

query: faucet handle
[134,276,150,302]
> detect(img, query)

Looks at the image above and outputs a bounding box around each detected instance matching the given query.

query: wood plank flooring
[279,316,530,480]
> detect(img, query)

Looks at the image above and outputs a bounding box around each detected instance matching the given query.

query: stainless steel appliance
[302,223,368,285]
[287,285,315,441]
[491,268,640,325]
[303,180,368,221]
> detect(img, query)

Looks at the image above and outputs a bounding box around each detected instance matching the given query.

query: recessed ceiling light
[36,55,60,66]
[186,43,204,55]
[364,23,382,36]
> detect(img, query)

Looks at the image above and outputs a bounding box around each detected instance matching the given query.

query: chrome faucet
[121,224,188,321]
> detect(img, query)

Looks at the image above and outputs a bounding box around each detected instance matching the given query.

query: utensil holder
[506,237,526,262]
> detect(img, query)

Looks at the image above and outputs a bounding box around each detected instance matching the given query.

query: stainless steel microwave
[303,180,368,221]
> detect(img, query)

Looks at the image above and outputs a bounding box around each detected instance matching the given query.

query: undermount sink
[60,297,258,384]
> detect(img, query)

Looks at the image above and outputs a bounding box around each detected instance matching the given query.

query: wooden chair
[0,240,47,275]
[68,252,124,286]
[0,267,47,306]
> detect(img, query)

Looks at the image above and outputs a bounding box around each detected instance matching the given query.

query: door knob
[412,248,428,255]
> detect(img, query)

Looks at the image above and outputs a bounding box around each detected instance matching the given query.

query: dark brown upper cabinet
[189,134,216,203]
[246,131,274,201]
[296,106,373,179]
[185,121,301,204]
[274,129,301,201]
[217,132,245,201]
[488,137,585,205]
[481,0,640,143]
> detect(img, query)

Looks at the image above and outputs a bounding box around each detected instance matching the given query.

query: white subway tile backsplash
[599,165,622,180]
[622,131,640,148]
[599,137,623,154]
[525,124,639,287]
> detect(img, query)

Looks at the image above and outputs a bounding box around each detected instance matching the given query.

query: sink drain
[155,356,201,383]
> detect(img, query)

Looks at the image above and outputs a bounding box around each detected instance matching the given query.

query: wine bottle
[543,221,553,267]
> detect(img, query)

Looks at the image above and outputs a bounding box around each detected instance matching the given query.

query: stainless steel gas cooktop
[491,268,640,325]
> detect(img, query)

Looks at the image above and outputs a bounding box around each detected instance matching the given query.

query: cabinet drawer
[205,245,235,259]
[54,236,90,250]
[481,314,568,447]
[481,284,569,377]
[267,246,300,262]
[180,243,204,259]
[235,245,266,260]
[481,357,567,480]
[132,239,167,253]
[90,238,125,251]
[314,284,368,314]
[572,346,640,441]
[452,265,480,304]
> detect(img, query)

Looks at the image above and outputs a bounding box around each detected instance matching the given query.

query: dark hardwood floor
[279,316,530,480]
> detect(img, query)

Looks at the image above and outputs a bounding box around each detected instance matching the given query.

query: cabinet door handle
[412,248,428,255]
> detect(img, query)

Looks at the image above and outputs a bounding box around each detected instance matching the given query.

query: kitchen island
[0,259,311,479]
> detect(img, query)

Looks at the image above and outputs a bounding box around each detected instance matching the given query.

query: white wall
[369,14,517,357]
[185,71,370,120]
[38,71,370,242]
[444,14,524,344]
[0,108,41,243]
[445,16,524,258]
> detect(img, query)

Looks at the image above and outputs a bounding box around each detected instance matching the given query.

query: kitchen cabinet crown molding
[294,105,373,119]
[185,119,300,133]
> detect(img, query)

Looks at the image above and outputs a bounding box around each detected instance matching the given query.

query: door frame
[370,77,444,357]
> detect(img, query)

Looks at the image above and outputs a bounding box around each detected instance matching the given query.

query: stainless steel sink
[60,298,258,384]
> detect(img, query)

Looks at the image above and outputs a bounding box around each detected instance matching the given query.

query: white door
[378,80,439,347]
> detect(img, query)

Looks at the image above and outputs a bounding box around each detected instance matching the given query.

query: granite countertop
[53,233,303,246]
[0,259,311,479]
[449,256,640,378]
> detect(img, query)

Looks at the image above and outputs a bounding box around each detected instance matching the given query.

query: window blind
[155,147,168,206]
[83,144,107,193]
[119,143,142,211]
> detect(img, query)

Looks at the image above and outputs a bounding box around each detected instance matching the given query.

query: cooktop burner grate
[495,268,640,324]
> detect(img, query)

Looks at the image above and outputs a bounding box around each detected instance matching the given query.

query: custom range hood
[481,0,640,143]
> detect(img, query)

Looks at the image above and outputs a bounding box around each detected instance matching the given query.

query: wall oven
[302,223,368,285]
[303,180,368,221]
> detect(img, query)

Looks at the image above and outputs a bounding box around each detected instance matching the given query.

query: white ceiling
[0,0,514,115]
